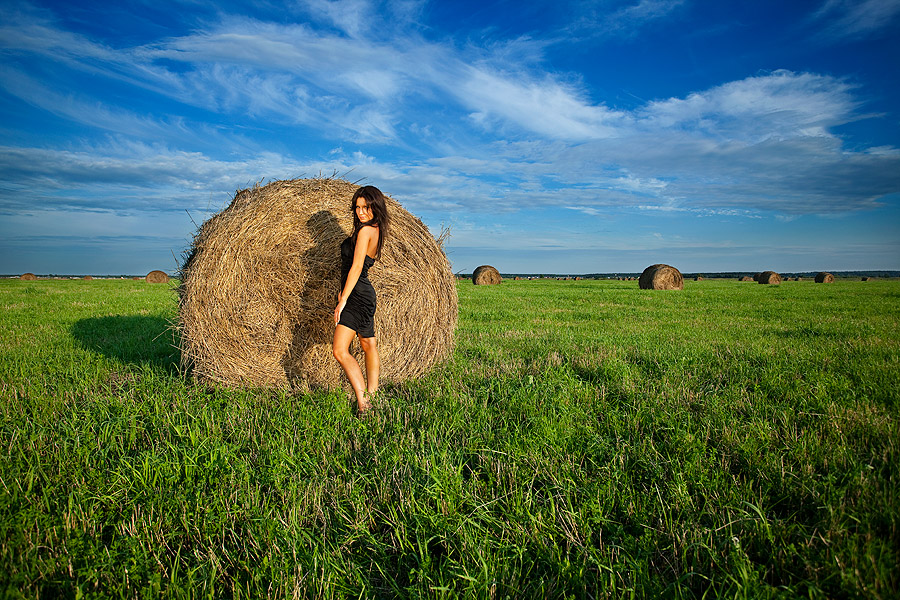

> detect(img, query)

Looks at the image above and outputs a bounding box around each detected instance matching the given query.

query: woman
[333,185,390,415]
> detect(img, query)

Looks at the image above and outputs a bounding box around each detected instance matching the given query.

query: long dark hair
[351,185,390,259]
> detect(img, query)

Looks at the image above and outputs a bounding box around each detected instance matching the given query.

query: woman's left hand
[334,299,346,325]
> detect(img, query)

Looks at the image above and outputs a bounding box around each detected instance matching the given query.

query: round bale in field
[815,272,834,283]
[178,177,458,390]
[639,264,683,290]
[20,273,37,280]
[83,275,93,280]
[758,271,782,285]
[740,276,753,282]
[473,265,502,285]
[146,270,169,283]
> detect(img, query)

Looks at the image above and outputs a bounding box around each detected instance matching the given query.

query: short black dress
[338,235,377,337]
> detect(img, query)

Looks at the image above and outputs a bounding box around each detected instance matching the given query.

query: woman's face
[355,197,373,222]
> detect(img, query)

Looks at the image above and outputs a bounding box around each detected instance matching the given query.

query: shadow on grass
[71,315,180,374]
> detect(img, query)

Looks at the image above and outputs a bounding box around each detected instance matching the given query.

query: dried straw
[20,273,36,280]
[146,270,169,283]
[815,272,834,283]
[472,265,502,285]
[758,271,782,285]
[177,177,458,390]
[639,264,683,290]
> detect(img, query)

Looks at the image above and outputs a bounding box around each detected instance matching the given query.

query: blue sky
[1,0,899,275]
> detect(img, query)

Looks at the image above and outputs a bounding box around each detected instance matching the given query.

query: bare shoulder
[358,224,379,239]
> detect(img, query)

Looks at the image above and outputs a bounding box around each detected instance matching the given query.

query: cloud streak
[812,0,900,40]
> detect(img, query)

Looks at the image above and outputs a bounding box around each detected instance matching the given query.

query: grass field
[1,277,898,598]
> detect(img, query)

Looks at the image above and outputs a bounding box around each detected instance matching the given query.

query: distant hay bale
[514,276,521,280]
[639,264,683,290]
[740,276,753,282]
[146,270,169,283]
[796,276,803,281]
[20,273,37,280]
[694,276,704,281]
[862,277,871,281]
[758,271,782,285]
[178,177,458,390]
[83,275,93,280]
[473,265,502,285]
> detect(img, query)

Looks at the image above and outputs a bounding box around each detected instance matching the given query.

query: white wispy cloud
[812,0,900,40]
[566,0,686,40]
[604,0,686,34]
[638,70,861,140]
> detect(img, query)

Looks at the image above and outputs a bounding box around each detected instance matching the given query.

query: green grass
[1,277,897,598]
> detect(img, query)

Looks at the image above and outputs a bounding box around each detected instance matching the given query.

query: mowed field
[0,277,897,598]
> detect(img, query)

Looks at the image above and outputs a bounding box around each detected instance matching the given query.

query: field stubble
[0,278,897,598]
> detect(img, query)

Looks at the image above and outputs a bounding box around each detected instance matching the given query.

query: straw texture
[638,264,684,290]
[178,178,458,390]
[146,270,169,283]
[472,265,502,285]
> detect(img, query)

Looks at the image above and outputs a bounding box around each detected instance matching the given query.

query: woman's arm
[334,225,378,324]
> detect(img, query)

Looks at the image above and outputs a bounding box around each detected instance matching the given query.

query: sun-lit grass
[1,277,897,598]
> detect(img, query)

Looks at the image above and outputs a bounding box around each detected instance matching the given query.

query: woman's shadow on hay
[71,316,180,373]
[282,210,347,387]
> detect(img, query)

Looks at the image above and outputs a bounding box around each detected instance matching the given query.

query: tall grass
[0,278,897,598]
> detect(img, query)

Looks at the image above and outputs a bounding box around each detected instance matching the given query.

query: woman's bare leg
[333,324,368,410]
[359,336,379,396]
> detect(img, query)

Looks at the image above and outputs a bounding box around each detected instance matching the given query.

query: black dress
[338,235,377,337]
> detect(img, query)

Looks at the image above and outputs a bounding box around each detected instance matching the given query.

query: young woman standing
[333,185,390,415]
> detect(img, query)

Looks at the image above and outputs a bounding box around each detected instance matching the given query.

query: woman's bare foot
[356,397,372,417]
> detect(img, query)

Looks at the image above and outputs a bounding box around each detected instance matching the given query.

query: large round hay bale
[740,276,753,282]
[146,270,169,283]
[814,272,834,283]
[83,275,93,280]
[639,264,683,290]
[178,178,458,390]
[758,271,782,285]
[472,265,501,285]
[20,273,37,280]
